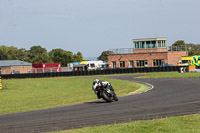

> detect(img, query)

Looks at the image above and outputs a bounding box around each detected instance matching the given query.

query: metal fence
[108,48,134,55]
[167,45,187,51]
[0,66,185,79]
[109,46,187,55]
[0,67,72,75]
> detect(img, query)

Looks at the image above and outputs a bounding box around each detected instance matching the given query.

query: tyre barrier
[0,66,184,79]
[178,66,189,73]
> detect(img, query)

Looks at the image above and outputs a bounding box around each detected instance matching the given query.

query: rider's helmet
[93,79,99,85]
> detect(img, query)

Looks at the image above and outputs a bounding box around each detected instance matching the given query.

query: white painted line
[126,81,154,96]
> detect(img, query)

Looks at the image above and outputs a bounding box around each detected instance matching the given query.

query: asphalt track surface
[1,75,200,133]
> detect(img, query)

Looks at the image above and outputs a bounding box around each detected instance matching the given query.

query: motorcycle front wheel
[113,94,119,101]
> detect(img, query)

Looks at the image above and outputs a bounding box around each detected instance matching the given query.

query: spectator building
[0,60,32,74]
[108,38,188,68]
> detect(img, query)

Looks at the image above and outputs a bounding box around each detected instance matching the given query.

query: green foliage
[0,45,19,60]
[172,40,186,46]
[74,52,83,62]
[187,43,200,56]
[136,72,200,78]
[0,45,30,62]
[29,45,50,63]
[17,48,31,62]
[0,45,84,65]
[49,48,75,66]
[97,51,113,61]
[187,43,200,51]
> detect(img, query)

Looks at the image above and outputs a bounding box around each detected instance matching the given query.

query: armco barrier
[0,66,185,79]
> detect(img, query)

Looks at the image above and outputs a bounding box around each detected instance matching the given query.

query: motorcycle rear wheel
[102,90,112,102]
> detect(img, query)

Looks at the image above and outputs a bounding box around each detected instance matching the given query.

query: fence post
[0,76,2,90]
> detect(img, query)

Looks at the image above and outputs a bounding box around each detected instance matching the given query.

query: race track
[1,75,200,133]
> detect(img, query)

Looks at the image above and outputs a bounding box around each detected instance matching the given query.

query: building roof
[0,60,32,67]
[132,37,167,42]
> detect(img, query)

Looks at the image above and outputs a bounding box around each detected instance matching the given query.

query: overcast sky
[0,0,200,58]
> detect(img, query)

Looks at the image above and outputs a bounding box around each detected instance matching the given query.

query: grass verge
[0,77,143,114]
[54,114,200,133]
[136,72,200,78]
[67,72,200,79]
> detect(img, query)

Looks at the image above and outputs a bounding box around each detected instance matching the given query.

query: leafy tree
[17,48,31,62]
[187,43,200,51]
[6,46,19,60]
[172,40,186,46]
[0,45,23,60]
[0,45,85,65]
[187,43,196,56]
[0,45,10,60]
[74,52,83,62]
[29,45,50,63]
[97,51,113,61]
[49,48,74,66]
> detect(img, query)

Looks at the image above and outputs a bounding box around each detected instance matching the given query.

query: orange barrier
[189,65,196,72]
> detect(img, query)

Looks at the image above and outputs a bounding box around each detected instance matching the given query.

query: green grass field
[137,72,200,78]
[94,71,200,78]
[0,77,142,114]
[55,114,200,133]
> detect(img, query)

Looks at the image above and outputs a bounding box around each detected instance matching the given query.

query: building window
[153,59,165,66]
[146,41,149,48]
[139,42,145,48]
[112,61,116,68]
[129,61,134,68]
[135,42,145,49]
[146,41,157,48]
[152,41,156,48]
[120,61,125,68]
[158,41,161,47]
[136,60,148,67]
[135,42,139,49]
[162,41,166,47]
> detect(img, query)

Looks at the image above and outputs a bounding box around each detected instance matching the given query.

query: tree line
[0,45,83,66]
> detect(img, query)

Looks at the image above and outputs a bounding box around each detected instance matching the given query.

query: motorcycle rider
[92,79,101,99]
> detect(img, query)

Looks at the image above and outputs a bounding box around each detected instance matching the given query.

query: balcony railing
[109,46,187,55]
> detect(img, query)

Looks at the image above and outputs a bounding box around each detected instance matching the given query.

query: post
[156,40,158,48]
[0,76,2,90]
